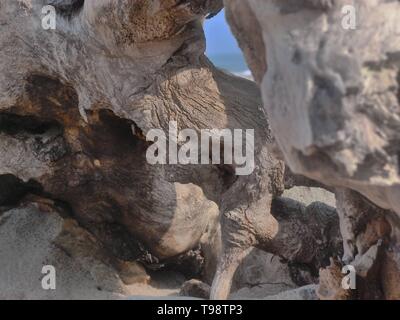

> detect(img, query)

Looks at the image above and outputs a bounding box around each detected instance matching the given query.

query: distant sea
[207,53,252,78]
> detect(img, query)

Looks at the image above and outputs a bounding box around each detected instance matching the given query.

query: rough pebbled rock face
[225,0,400,299]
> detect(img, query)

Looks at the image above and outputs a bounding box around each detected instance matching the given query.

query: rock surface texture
[2,0,397,300]
[225,0,400,299]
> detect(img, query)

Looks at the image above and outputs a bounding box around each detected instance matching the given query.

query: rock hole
[48,0,85,17]
[0,174,42,206]
[0,113,61,136]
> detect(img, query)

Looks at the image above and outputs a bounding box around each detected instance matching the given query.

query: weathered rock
[283,186,335,208]
[382,246,400,300]
[211,196,342,299]
[231,284,318,300]
[3,1,331,301]
[263,285,319,301]
[0,202,150,299]
[226,0,400,211]
[200,211,222,284]
[0,0,282,270]
[179,279,211,299]
[5,0,394,301]
[317,258,354,300]
[225,0,400,299]
[232,249,298,297]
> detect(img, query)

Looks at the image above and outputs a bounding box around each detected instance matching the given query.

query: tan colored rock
[0,203,134,299]
[0,0,281,269]
[180,279,211,299]
[225,0,400,300]
[317,259,354,300]
[382,247,400,300]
